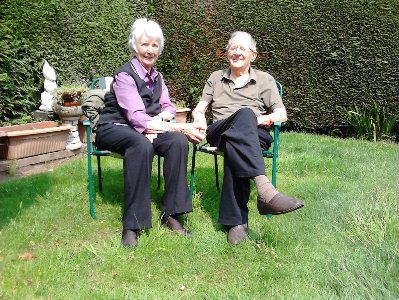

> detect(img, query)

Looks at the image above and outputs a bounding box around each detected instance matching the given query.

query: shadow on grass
[0,172,52,229]
[86,157,277,246]
[190,165,224,226]
[191,156,283,245]
[89,160,222,225]
[88,163,179,220]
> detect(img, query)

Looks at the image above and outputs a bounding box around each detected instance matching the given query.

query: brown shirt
[200,67,284,122]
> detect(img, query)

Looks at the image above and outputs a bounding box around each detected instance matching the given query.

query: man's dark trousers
[206,108,272,226]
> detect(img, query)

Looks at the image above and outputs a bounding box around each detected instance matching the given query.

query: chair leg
[214,153,220,192]
[189,145,197,201]
[86,145,96,219]
[271,158,277,188]
[97,156,103,192]
[84,122,97,219]
[267,153,275,220]
[271,125,280,188]
[157,155,161,190]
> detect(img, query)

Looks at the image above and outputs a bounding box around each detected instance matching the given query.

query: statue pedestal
[53,105,83,150]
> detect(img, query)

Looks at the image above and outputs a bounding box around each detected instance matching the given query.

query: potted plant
[173,99,191,123]
[52,84,88,150]
[52,84,89,107]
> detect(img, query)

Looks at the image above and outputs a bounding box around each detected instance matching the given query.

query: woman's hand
[158,111,174,122]
[146,117,206,144]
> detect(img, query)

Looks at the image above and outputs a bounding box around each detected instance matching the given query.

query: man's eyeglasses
[228,45,253,54]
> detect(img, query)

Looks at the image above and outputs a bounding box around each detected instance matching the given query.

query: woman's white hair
[226,31,257,52]
[128,18,165,55]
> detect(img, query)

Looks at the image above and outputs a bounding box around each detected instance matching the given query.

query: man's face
[227,35,257,72]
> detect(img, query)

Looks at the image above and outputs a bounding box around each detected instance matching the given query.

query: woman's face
[227,35,257,72]
[135,33,160,72]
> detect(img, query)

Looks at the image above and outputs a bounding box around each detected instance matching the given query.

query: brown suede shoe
[227,224,248,245]
[121,229,138,247]
[257,192,304,215]
[161,215,192,237]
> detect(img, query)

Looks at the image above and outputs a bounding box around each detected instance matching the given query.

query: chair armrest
[200,146,218,151]
[83,119,91,127]
[90,78,100,90]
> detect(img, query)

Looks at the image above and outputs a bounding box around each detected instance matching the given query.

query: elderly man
[192,31,304,245]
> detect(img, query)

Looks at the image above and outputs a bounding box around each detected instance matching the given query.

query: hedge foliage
[155,0,399,135]
[1,0,398,137]
[0,0,148,123]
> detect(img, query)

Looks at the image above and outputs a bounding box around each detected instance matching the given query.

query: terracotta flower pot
[62,101,81,107]
[0,121,72,159]
[61,91,83,107]
[175,108,191,123]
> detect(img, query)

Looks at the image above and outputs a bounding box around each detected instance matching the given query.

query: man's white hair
[128,18,165,55]
[226,31,257,52]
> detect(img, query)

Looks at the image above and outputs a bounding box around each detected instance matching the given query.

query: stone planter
[53,104,84,150]
[52,104,83,121]
[0,121,72,160]
[175,108,191,123]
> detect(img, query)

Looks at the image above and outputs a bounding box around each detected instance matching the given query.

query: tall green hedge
[1,0,398,138]
[0,0,148,123]
[155,0,399,135]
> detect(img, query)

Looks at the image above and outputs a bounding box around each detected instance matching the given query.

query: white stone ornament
[39,91,53,111]
[43,60,57,81]
[44,79,57,92]
[40,60,57,112]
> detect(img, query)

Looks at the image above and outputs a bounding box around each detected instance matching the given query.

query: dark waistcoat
[97,62,162,127]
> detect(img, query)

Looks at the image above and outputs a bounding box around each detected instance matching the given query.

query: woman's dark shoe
[227,224,248,245]
[257,193,304,215]
[161,215,192,237]
[121,229,138,247]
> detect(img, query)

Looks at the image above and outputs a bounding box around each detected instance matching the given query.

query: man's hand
[193,111,207,134]
[257,115,273,127]
[178,123,205,144]
[257,108,288,127]
[192,101,209,134]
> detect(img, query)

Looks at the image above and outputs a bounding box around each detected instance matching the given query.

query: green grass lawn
[1,132,398,299]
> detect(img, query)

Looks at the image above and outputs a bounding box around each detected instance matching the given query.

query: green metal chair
[83,77,161,219]
[189,81,284,205]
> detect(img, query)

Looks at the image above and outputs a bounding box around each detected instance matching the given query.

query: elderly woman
[192,31,304,245]
[96,18,204,247]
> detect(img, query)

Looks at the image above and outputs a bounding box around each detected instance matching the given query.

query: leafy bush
[343,102,398,142]
[2,114,34,127]
[0,5,44,124]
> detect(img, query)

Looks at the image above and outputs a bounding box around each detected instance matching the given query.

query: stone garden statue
[39,60,57,112]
